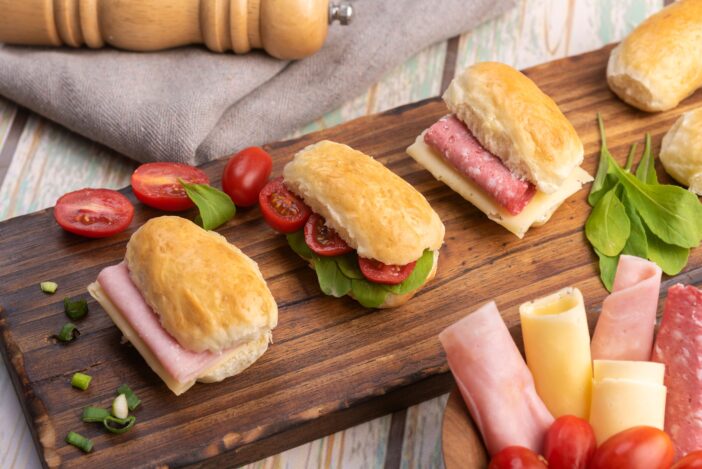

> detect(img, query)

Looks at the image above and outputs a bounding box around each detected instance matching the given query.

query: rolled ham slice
[424,115,536,215]
[439,301,554,455]
[591,255,662,361]
[652,284,702,459]
[97,263,222,384]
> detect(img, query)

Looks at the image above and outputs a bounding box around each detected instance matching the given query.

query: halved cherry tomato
[304,213,353,256]
[131,162,209,211]
[673,451,702,469]
[222,147,273,207]
[543,415,596,469]
[259,177,311,233]
[488,446,548,469]
[590,427,674,469]
[358,257,416,285]
[54,188,134,238]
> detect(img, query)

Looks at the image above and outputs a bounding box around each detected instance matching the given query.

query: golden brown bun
[443,62,584,194]
[125,216,278,353]
[661,107,702,195]
[197,331,271,383]
[283,141,445,266]
[607,0,702,112]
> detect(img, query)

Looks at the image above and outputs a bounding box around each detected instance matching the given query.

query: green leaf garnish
[384,250,435,295]
[644,225,689,276]
[314,256,352,297]
[635,133,657,184]
[350,278,390,308]
[585,187,630,256]
[595,249,618,292]
[286,230,316,260]
[180,180,236,230]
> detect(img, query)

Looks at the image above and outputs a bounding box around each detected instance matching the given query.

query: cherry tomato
[488,446,548,469]
[673,451,702,469]
[543,415,596,469]
[131,162,209,211]
[222,147,273,207]
[358,257,416,285]
[259,177,311,233]
[590,427,674,469]
[54,188,134,238]
[303,213,354,256]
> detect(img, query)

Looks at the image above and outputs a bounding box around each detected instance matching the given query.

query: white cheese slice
[406,133,593,238]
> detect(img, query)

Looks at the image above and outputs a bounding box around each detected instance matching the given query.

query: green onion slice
[55,323,80,343]
[71,372,92,390]
[40,282,58,294]
[65,431,93,453]
[64,297,89,320]
[82,406,110,423]
[103,415,136,434]
[117,384,141,411]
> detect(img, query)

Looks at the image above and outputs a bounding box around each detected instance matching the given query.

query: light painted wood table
[0,0,664,467]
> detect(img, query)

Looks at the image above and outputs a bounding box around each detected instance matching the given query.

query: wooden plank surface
[2,43,701,468]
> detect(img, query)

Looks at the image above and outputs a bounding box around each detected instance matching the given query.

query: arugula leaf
[635,133,657,184]
[286,230,316,260]
[624,143,638,171]
[595,249,618,292]
[585,187,630,256]
[589,114,619,206]
[336,254,364,279]
[314,257,352,297]
[645,225,689,276]
[384,250,435,295]
[350,279,389,308]
[180,180,236,230]
[621,193,647,257]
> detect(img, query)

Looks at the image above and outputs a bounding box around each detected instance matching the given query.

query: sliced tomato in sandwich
[358,257,416,285]
[259,177,311,233]
[304,213,353,256]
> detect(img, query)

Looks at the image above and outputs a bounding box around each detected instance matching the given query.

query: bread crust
[125,216,278,353]
[661,107,702,195]
[283,141,445,266]
[607,0,702,112]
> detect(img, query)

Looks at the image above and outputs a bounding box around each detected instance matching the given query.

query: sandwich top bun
[443,62,584,194]
[283,140,445,266]
[661,107,702,195]
[607,0,702,112]
[125,216,277,353]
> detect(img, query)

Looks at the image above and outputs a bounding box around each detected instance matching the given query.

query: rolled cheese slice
[520,287,592,419]
[439,301,554,455]
[589,359,666,444]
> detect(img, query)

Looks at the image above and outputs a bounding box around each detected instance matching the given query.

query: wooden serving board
[2,44,702,468]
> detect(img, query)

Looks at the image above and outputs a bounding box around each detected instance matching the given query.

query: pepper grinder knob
[329,3,354,25]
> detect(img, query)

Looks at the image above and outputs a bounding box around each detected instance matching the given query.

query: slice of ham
[591,255,662,361]
[424,115,536,215]
[652,284,702,459]
[97,262,222,384]
[439,301,554,455]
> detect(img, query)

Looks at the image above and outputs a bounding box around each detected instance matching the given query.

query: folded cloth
[0,0,514,165]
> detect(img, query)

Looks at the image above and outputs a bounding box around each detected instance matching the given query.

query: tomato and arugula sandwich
[259,140,445,309]
[407,62,592,238]
[88,216,278,395]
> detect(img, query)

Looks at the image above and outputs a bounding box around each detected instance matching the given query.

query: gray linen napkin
[0,0,513,165]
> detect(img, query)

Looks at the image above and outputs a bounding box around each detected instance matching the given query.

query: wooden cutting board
[2,44,702,468]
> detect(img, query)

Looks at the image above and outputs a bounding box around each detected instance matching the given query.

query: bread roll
[607,0,702,112]
[443,62,584,194]
[661,107,702,195]
[283,140,445,266]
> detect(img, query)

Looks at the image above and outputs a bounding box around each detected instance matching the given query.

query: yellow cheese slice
[406,133,593,238]
[520,287,592,418]
[589,359,666,443]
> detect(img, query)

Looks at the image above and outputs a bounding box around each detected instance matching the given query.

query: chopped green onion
[82,406,110,423]
[103,415,136,434]
[65,431,93,453]
[55,323,80,343]
[112,394,129,419]
[117,384,141,411]
[40,281,58,294]
[70,372,92,390]
[64,297,88,320]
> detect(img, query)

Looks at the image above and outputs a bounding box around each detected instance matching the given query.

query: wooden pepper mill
[0,0,354,59]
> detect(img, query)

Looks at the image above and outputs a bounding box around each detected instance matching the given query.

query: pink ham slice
[424,115,536,215]
[439,301,554,455]
[590,255,662,361]
[97,262,222,384]
[652,284,702,459]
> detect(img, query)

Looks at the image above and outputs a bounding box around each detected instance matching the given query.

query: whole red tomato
[589,426,674,469]
[543,415,596,469]
[488,446,547,469]
[673,451,702,469]
[222,147,273,207]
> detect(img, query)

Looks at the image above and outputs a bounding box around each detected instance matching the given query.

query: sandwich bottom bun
[198,331,271,383]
